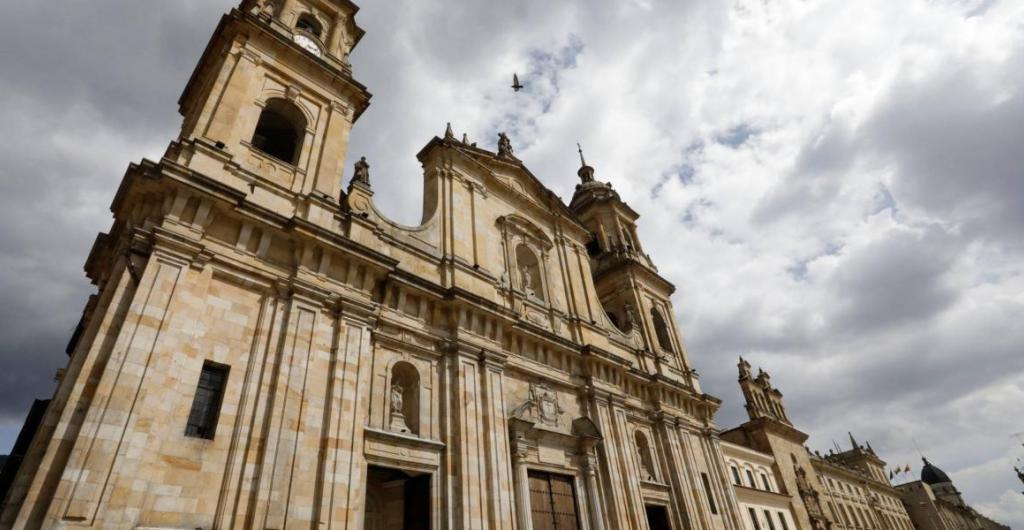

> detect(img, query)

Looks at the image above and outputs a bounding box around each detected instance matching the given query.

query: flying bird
[511,73,524,92]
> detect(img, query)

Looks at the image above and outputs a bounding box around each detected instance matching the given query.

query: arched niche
[650,307,675,354]
[515,243,544,302]
[634,430,657,482]
[251,98,307,165]
[497,215,553,303]
[388,361,420,435]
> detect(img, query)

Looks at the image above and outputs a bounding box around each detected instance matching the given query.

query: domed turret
[921,457,951,485]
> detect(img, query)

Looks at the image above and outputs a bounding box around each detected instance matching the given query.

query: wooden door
[528,471,581,530]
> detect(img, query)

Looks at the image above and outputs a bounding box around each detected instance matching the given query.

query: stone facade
[0,1,744,529]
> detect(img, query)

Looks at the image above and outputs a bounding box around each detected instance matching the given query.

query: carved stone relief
[509,382,564,429]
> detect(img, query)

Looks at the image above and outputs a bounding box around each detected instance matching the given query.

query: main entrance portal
[364,466,431,530]
[528,471,581,530]
[646,505,672,530]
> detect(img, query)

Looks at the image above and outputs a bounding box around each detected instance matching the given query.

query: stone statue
[352,156,370,186]
[519,265,535,297]
[497,132,514,159]
[389,381,411,433]
[390,382,404,413]
[637,444,655,481]
[623,302,639,332]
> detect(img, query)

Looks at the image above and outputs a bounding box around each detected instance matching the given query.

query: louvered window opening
[185,362,228,439]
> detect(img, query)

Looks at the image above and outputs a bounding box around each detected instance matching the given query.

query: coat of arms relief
[509,383,564,429]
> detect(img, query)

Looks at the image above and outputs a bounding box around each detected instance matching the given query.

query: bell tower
[568,153,699,387]
[172,0,371,218]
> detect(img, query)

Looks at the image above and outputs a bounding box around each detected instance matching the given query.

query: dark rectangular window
[185,361,229,439]
[731,466,742,485]
[761,473,772,491]
[764,510,776,530]
[701,472,718,514]
[777,512,789,530]
[748,508,762,530]
[746,469,756,488]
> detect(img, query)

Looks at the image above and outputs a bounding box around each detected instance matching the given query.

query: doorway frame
[363,426,444,530]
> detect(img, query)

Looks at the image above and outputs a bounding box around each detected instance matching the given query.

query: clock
[293,34,323,58]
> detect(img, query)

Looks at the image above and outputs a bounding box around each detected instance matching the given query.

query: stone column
[582,451,607,530]
[511,436,533,530]
[480,350,517,530]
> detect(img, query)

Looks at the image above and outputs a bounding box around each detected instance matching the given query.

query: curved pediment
[496,214,553,251]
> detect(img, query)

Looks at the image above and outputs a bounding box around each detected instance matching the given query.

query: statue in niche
[622,302,639,332]
[389,381,410,433]
[519,265,535,297]
[497,132,515,159]
[390,382,403,413]
[637,444,654,481]
[352,156,370,186]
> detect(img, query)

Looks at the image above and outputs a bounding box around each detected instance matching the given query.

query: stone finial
[577,142,595,183]
[462,133,469,144]
[497,132,515,159]
[351,156,370,187]
[738,356,752,379]
[445,122,455,141]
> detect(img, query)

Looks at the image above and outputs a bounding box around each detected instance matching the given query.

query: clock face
[293,34,322,58]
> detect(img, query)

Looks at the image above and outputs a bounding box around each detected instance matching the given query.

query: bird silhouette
[511,73,524,92]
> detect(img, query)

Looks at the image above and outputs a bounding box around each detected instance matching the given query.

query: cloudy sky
[1,0,1022,523]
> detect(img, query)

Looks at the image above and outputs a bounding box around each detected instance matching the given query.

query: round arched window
[295,14,324,38]
[251,98,306,165]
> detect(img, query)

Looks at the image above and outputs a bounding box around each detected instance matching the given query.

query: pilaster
[53,252,186,526]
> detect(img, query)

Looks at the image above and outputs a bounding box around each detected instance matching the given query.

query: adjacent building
[719,359,1008,530]
[896,460,1010,530]
[721,440,799,530]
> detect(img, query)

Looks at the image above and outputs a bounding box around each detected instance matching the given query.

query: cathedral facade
[0,2,1013,530]
[0,1,743,529]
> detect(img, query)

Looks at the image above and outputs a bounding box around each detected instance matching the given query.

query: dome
[921,458,952,485]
